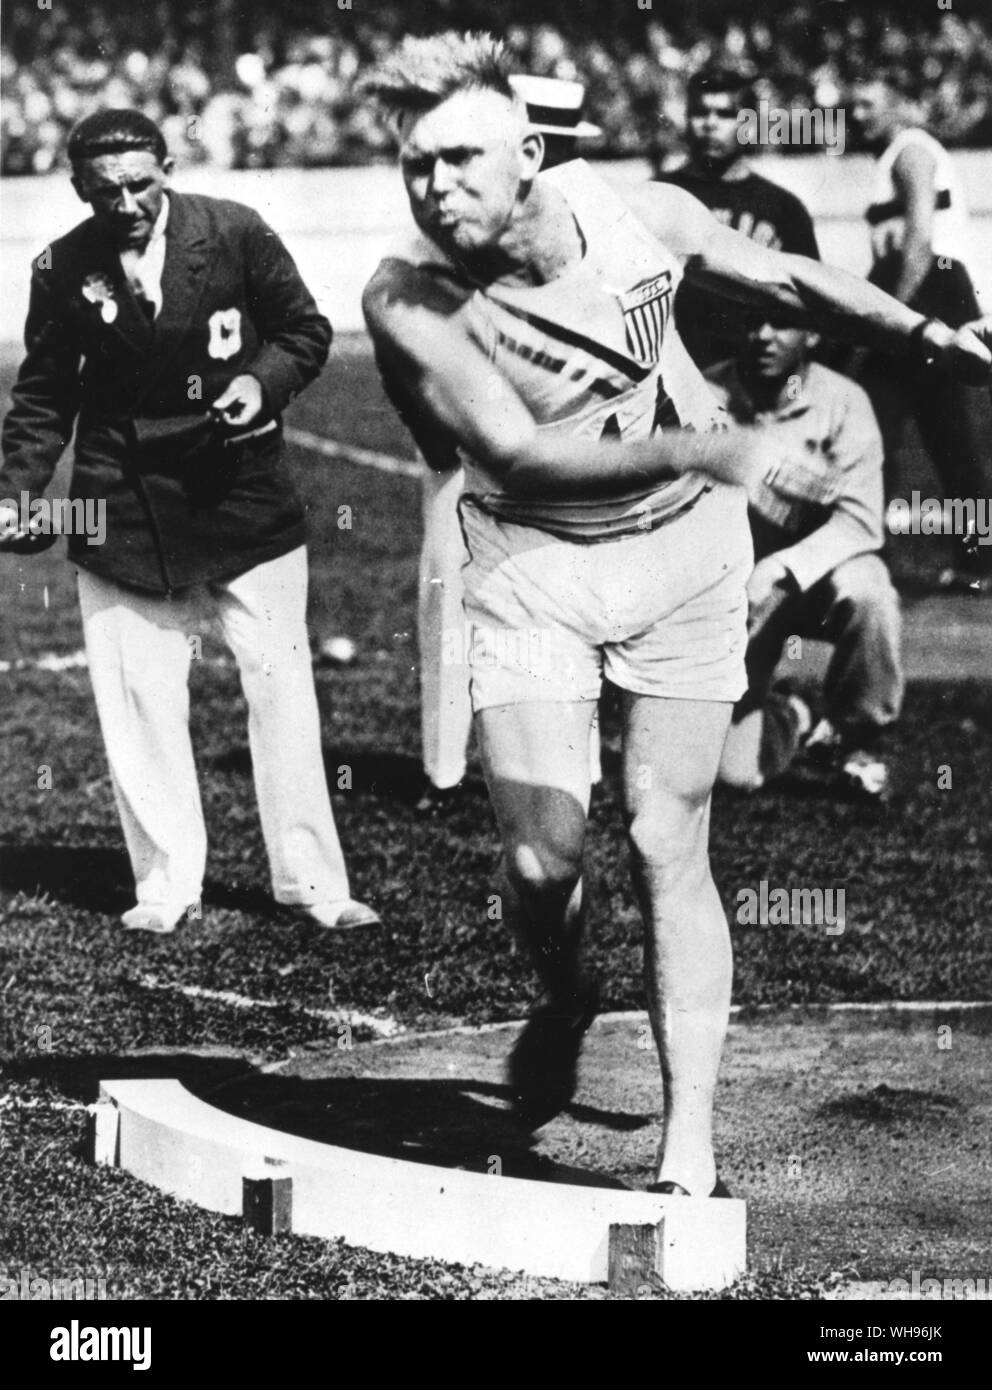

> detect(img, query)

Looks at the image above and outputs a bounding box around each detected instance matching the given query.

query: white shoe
[121,901,197,934]
[298,898,381,930]
[937,568,992,596]
[840,750,890,802]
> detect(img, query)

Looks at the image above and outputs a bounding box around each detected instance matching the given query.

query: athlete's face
[398,90,542,257]
[742,320,811,382]
[72,150,173,250]
[686,92,742,169]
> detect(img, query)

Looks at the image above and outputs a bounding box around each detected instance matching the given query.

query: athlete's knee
[828,555,898,625]
[625,801,709,884]
[507,838,583,900]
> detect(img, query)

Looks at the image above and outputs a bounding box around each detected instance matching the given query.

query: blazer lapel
[151,193,214,360]
[128,193,218,409]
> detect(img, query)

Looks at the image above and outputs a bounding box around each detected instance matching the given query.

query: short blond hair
[361,31,519,124]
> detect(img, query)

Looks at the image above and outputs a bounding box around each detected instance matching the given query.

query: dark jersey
[656,167,820,370]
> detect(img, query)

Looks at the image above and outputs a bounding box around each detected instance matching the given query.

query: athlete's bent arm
[889,144,939,304]
[363,264,810,502]
[623,183,992,381]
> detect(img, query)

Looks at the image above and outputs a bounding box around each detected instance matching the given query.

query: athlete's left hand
[960,315,992,364]
[925,320,992,383]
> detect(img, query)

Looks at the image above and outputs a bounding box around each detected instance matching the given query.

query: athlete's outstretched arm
[622,183,991,382]
[362,260,827,502]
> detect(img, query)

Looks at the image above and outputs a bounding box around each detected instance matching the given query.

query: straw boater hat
[508,74,602,139]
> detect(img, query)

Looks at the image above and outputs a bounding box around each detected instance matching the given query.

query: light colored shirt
[119,195,170,318]
[869,128,972,267]
[386,161,725,541]
[705,359,884,593]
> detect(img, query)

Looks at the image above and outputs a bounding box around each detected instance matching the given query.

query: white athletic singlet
[387,160,726,540]
[868,128,972,266]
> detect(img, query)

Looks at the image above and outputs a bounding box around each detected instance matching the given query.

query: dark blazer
[1,192,332,593]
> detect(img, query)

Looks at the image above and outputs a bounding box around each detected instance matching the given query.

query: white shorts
[459,483,751,709]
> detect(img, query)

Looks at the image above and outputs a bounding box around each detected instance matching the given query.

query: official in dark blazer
[0,109,379,935]
[3,151,327,592]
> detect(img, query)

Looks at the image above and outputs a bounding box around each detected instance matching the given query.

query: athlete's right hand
[0,502,22,547]
[0,500,57,554]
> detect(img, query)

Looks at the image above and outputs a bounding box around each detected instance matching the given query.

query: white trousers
[77,546,351,909]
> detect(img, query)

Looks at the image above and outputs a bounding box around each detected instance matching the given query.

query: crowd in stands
[4,1,992,174]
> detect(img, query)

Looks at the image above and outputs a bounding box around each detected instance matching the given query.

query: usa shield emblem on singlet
[618,272,673,364]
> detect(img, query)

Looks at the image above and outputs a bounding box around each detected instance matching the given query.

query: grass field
[1,336,990,1300]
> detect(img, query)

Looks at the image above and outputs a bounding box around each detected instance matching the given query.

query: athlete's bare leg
[620,691,734,1197]
[476,701,595,1003]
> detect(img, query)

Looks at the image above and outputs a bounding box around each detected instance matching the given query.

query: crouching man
[710,316,904,800]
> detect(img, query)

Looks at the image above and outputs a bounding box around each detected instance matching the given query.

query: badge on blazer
[207,308,243,360]
[81,272,118,324]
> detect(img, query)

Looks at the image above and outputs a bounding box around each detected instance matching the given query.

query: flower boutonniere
[81,272,118,324]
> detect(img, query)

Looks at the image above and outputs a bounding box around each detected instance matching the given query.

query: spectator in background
[850,73,992,594]
[709,314,903,802]
[656,65,820,371]
[3,2,992,174]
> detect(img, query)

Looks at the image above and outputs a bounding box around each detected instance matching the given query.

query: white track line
[138,974,401,1038]
[778,999,992,1014]
[368,1000,992,1048]
[0,1093,89,1115]
[284,426,421,479]
[0,651,89,674]
[134,979,992,1051]
[0,650,239,675]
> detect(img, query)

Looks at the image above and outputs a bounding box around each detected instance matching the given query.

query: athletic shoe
[800,717,890,801]
[414,780,467,818]
[299,898,381,929]
[803,716,842,766]
[839,749,890,802]
[937,568,992,596]
[507,981,599,1130]
[648,1177,733,1198]
[784,691,813,743]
